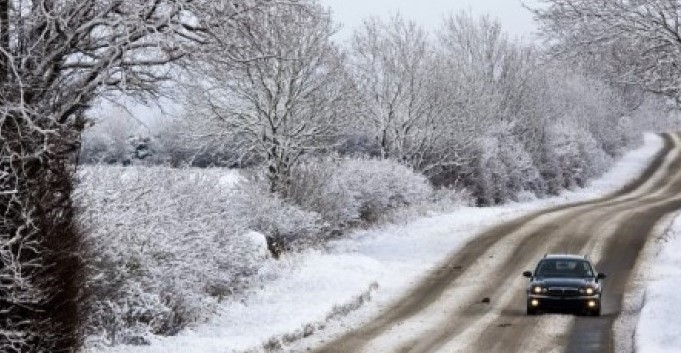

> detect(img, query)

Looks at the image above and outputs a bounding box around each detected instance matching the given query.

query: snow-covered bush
[466,130,544,205]
[540,121,613,194]
[77,167,245,344]
[76,160,434,346]
[231,180,325,256]
[76,166,324,346]
[288,157,433,229]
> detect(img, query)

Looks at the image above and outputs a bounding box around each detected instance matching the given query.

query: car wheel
[590,307,601,317]
[527,305,538,316]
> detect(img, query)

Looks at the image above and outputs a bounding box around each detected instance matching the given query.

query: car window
[535,259,594,278]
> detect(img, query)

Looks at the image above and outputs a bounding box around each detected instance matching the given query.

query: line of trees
[82,4,676,205]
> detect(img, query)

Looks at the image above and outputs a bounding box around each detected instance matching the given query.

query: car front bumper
[527,294,600,311]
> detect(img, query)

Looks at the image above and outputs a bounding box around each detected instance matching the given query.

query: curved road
[309,132,681,353]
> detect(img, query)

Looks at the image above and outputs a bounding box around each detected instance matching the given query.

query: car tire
[527,306,538,316]
[590,307,601,317]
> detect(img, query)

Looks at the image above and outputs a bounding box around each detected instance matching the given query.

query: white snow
[219,172,243,187]
[243,231,270,259]
[87,133,663,353]
[634,213,681,353]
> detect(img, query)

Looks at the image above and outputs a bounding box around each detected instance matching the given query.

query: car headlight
[533,286,543,294]
[580,287,596,295]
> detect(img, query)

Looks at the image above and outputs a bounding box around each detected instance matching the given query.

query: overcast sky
[318,0,540,40]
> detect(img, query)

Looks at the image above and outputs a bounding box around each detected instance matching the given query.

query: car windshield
[534,259,594,278]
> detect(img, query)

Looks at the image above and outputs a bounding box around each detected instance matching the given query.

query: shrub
[231,179,325,255]
[540,121,612,193]
[76,166,293,345]
[467,130,544,205]
[287,156,433,229]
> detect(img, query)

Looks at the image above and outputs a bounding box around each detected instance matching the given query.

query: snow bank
[87,133,663,353]
[635,214,681,353]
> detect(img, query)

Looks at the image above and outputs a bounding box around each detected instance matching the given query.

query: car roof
[543,254,589,261]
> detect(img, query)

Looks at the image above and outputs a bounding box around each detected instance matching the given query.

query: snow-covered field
[88,133,664,353]
[633,211,681,353]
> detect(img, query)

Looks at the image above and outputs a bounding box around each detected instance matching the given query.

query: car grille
[547,287,580,297]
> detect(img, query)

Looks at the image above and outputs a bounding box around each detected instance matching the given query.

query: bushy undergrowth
[540,121,614,194]
[231,181,324,255]
[76,166,274,345]
[467,130,544,205]
[77,158,434,346]
[287,157,433,229]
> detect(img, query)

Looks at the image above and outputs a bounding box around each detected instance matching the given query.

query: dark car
[522,254,606,316]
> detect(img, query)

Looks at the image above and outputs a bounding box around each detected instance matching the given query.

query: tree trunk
[266,137,292,197]
[0,115,85,353]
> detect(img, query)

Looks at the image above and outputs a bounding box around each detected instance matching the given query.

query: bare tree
[533,0,681,102]
[348,13,531,182]
[449,13,549,149]
[350,15,451,171]
[0,1,285,352]
[182,2,354,195]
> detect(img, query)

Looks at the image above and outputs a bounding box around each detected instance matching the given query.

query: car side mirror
[597,273,607,280]
[523,271,532,278]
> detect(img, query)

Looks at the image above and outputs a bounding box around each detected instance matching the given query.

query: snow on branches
[533,0,681,101]
[0,1,294,352]
[181,2,355,196]
[77,166,265,345]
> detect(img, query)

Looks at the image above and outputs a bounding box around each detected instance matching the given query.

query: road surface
[310,132,680,353]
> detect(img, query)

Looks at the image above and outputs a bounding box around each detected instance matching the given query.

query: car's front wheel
[527,305,539,316]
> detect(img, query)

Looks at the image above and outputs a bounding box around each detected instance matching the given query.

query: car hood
[532,278,596,287]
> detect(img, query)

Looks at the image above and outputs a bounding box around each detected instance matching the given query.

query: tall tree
[350,15,444,167]
[0,1,282,352]
[182,2,353,195]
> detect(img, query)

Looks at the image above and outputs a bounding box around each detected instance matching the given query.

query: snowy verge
[87,133,663,353]
[633,212,681,353]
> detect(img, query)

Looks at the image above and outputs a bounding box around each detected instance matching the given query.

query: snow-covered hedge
[287,157,433,229]
[468,130,544,205]
[231,180,324,254]
[540,121,613,194]
[76,166,321,346]
[77,158,435,346]
[458,114,639,205]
